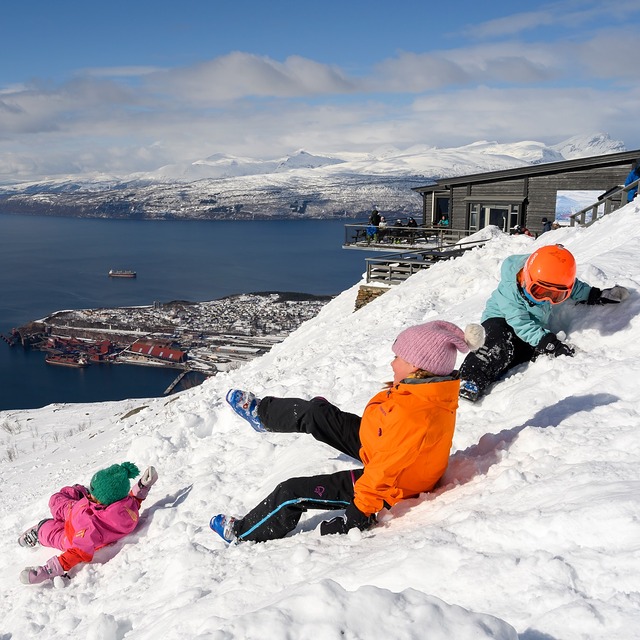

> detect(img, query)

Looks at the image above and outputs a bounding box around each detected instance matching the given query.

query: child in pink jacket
[18,462,158,585]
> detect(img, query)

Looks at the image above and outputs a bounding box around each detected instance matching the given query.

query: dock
[164,370,190,395]
[1,333,17,347]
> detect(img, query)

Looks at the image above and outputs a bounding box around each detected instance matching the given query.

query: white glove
[600,285,630,304]
[140,466,158,488]
[131,466,158,500]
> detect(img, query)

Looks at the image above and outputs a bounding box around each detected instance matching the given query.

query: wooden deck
[343,224,475,252]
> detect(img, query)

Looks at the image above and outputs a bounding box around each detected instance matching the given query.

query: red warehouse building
[129,340,187,363]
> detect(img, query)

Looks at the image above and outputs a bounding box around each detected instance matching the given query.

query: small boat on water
[45,354,90,368]
[108,269,137,278]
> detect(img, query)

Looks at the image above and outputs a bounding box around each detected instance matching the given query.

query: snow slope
[2,199,640,639]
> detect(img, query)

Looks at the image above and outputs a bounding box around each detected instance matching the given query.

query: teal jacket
[482,254,592,346]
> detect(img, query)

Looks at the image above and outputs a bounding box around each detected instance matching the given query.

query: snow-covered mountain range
[0,133,627,221]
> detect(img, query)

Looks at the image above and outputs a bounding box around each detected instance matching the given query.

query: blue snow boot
[459,380,480,402]
[225,389,265,432]
[210,514,237,544]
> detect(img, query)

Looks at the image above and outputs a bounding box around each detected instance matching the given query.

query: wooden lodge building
[413,149,640,236]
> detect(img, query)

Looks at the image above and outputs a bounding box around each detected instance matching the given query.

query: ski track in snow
[2,200,640,639]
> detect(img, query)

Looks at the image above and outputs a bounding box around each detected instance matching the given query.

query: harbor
[2,292,331,396]
[0,216,365,411]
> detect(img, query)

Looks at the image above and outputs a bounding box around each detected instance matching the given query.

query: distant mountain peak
[551,132,626,159]
[275,150,344,172]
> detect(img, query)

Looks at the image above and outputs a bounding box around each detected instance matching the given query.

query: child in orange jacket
[211,320,484,543]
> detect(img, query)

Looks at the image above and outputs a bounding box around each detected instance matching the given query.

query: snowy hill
[126,133,625,182]
[0,133,626,221]
[2,197,640,638]
[551,133,627,160]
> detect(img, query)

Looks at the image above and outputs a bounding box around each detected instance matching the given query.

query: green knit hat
[90,462,140,505]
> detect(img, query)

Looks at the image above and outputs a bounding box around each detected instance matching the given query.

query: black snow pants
[233,396,364,543]
[458,317,537,399]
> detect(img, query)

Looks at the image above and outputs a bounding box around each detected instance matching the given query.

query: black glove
[536,333,575,358]
[320,502,375,536]
[587,285,629,305]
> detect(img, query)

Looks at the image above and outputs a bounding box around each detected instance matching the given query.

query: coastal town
[3,292,331,392]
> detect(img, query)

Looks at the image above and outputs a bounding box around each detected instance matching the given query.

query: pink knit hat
[392,320,484,376]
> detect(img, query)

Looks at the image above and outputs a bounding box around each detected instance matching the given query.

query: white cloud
[410,85,640,146]
[149,52,355,103]
[575,28,640,82]
[464,9,556,39]
[0,77,136,135]
[465,0,640,39]
[0,16,639,180]
[369,46,559,93]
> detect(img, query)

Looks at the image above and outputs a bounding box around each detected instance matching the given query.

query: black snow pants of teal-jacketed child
[231,396,364,543]
[458,317,537,399]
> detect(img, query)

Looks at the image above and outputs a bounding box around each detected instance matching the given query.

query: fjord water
[0,214,370,410]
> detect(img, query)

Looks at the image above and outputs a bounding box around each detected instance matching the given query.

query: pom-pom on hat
[392,321,485,376]
[90,462,140,505]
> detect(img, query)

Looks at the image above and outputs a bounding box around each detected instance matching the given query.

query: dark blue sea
[0,213,372,411]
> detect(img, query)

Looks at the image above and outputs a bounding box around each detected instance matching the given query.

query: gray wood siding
[450,186,468,231]
[467,178,527,197]
[526,166,631,231]
[446,164,633,234]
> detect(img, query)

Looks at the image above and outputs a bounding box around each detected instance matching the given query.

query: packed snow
[2,199,640,639]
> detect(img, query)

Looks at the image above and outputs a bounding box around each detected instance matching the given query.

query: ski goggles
[527,280,573,304]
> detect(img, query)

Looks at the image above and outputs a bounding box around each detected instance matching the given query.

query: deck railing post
[569,178,640,227]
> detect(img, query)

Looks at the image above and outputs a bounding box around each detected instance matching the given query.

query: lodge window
[467,200,522,232]
[431,192,450,225]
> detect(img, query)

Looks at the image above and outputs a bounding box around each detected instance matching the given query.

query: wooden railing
[344,223,475,249]
[365,239,486,285]
[569,178,639,227]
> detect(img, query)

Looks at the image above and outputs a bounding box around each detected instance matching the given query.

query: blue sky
[1,0,639,181]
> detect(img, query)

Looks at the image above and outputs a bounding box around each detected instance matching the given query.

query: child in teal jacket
[459,244,628,402]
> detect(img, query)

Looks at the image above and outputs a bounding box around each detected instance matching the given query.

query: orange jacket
[354,376,460,516]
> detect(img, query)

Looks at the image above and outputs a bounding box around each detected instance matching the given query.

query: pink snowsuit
[38,484,143,571]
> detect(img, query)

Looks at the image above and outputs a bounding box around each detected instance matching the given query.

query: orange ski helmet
[520,244,576,304]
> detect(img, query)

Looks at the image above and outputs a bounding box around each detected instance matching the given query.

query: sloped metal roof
[413,149,640,193]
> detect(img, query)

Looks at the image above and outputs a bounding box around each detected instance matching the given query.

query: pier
[164,370,190,395]
[1,333,17,347]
